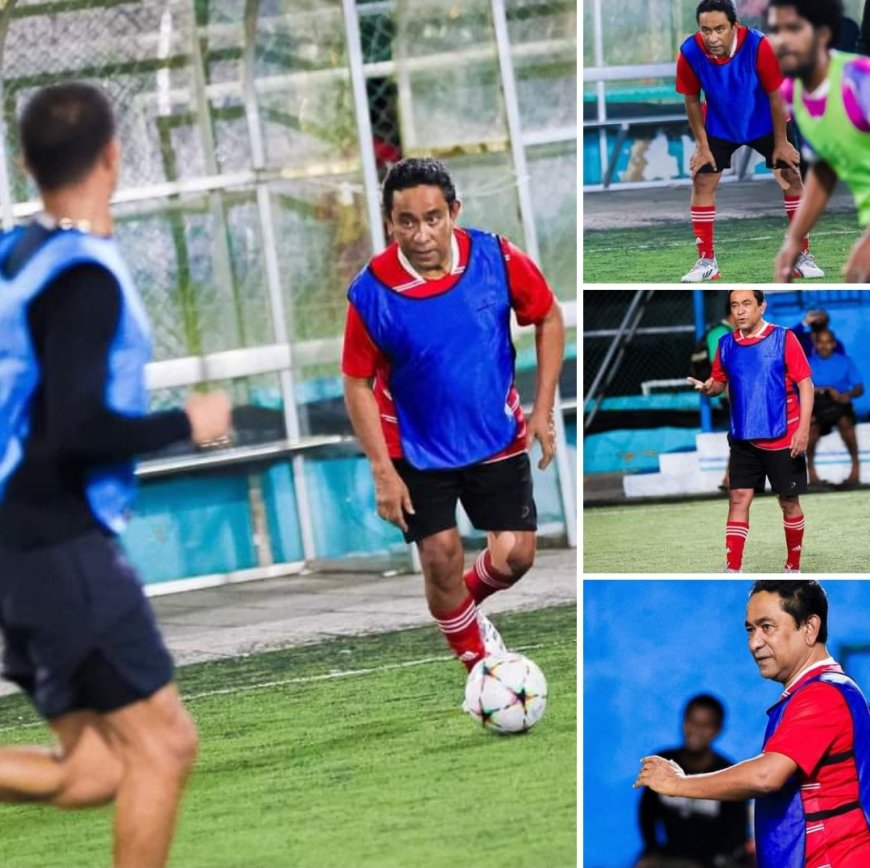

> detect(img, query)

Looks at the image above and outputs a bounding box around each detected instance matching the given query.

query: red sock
[784,195,809,253]
[433,595,484,671]
[784,514,805,571]
[463,550,514,605]
[691,206,715,259]
[726,521,749,571]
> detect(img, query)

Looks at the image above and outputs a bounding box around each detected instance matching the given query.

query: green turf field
[584,489,870,573]
[0,605,576,868]
[583,211,860,283]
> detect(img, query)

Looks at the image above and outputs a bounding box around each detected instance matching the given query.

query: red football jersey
[764,663,870,868]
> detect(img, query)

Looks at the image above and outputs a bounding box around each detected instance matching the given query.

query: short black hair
[684,693,725,728]
[696,0,737,25]
[750,580,829,644]
[768,0,843,47]
[381,157,457,217]
[19,82,116,193]
[728,289,765,304]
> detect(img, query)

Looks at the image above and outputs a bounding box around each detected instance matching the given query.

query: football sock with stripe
[784,514,805,571]
[726,521,749,571]
[463,550,514,605]
[433,594,485,671]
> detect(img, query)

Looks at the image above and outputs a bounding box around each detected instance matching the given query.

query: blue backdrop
[583,579,870,868]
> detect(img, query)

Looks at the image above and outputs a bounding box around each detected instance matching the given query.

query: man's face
[698,11,737,57]
[386,185,460,278]
[815,331,836,359]
[682,706,721,753]
[730,291,766,333]
[746,591,816,684]
[767,6,820,80]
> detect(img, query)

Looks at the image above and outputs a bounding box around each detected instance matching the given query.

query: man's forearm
[787,163,838,244]
[769,90,790,146]
[343,376,393,472]
[673,755,786,801]
[685,96,708,148]
[532,301,565,415]
[798,377,815,431]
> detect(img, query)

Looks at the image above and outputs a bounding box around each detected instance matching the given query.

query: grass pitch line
[585,227,856,254]
[0,640,574,733]
[182,640,568,703]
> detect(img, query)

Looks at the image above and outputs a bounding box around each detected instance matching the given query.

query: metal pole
[342,0,386,253]
[593,0,608,184]
[693,289,712,433]
[491,0,575,547]
[0,0,20,230]
[242,0,317,562]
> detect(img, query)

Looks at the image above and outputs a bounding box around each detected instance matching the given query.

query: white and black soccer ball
[464,652,548,734]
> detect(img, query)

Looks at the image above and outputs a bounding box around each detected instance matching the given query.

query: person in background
[635,694,750,868]
[807,328,864,488]
[790,308,845,357]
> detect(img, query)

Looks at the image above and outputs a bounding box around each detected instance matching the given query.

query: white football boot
[793,251,825,279]
[681,257,721,283]
[477,611,507,657]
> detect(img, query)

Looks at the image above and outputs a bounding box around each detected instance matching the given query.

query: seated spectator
[808,329,865,488]
[635,694,750,868]
[791,308,845,357]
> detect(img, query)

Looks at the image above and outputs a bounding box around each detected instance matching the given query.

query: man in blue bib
[807,328,865,487]
[342,158,564,677]
[677,0,824,283]
[689,290,814,572]
[0,83,231,867]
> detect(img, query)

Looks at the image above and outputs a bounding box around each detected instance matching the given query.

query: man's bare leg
[102,684,198,868]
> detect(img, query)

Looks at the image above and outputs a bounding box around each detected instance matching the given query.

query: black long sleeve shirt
[0,224,191,548]
[638,747,749,867]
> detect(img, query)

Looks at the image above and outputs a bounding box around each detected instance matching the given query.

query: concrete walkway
[584,180,858,231]
[0,549,577,698]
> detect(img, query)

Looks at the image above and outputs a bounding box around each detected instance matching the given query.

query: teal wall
[122,418,576,585]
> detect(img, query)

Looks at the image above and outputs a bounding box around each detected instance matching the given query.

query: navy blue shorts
[393,452,537,543]
[0,531,174,719]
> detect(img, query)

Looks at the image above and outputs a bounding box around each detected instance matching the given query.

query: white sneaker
[784,566,801,574]
[477,611,506,657]
[681,257,721,283]
[722,567,742,573]
[793,251,825,279]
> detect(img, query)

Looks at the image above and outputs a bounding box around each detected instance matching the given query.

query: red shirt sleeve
[764,683,851,777]
[757,36,784,93]
[711,345,728,383]
[341,303,386,378]
[676,51,701,96]
[499,238,554,326]
[785,330,812,383]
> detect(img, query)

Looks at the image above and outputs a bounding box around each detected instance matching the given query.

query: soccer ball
[464,652,548,734]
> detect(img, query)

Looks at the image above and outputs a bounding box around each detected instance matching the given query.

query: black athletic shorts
[813,391,857,437]
[0,531,174,719]
[393,452,537,543]
[697,122,804,174]
[728,436,808,496]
